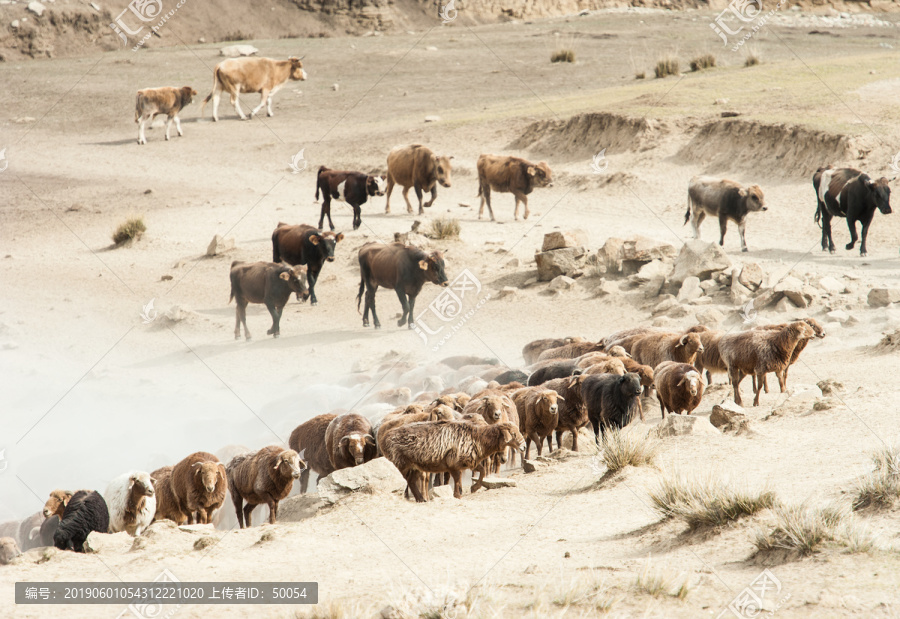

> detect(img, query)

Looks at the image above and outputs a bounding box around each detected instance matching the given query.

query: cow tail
[134,93,141,124]
[356,273,365,314]
[684,192,692,226]
[315,166,327,200]
[200,66,218,116]
[814,201,822,228]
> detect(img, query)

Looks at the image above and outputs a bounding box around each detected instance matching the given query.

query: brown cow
[135,86,197,145]
[229,261,309,340]
[476,154,552,221]
[385,144,452,215]
[685,176,767,252]
[201,57,307,122]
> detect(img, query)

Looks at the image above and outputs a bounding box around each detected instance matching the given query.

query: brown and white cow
[813,166,893,256]
[476,154,552,221]
[201,57,307,122]
[385,144,452,215]
[134,86,197,145]
[685,176,767,252]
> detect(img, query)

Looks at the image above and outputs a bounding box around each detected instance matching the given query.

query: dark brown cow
[272,223,343,306]
[385,144,452,215]
[315,167,386,231]
[685,175,767,252]
[476,154,552,221]
[813,166,893,256]
[229,261,309,340]
[356,242,448,329]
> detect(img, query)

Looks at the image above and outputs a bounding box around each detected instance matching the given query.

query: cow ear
[279,271,291,281]
[335,233,345,242]
[526,166,536,176]
[419,259,429,270]
[309,234,320,245]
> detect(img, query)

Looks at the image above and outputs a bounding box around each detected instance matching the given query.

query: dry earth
[3,7,900,618]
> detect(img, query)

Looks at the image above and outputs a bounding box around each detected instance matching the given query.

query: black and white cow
[813,166,893,256]
[684,175,767,252]
[315,167,386,231]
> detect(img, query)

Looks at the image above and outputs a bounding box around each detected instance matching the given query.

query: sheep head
[340,433,373,466]
[790,321,817,340]
[540,390,560,415]
[497,422,526,453]
[274,449,305,479]
[430,405,456,422]
[130,473,155,498]
[192,461,222,494]
[677,332,704,356]
[607,345,631,358]
[677,371,703,397]
[619,373,643,397]
[804,318,826,338]
[43,490,72,518]
[480,396,504,422]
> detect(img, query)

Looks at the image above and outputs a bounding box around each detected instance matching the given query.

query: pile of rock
[534,230,589,281]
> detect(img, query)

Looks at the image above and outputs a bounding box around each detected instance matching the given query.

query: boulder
[548,275,576,291]
[596,237,625,273]
[656,415,719,437]
[773,276,808,307]
[817,379,844,396]
[316,457,406,505]
[818,276,846,294]
[671,240,732,284]
[535,247,586,281]
[775,296,798,313]
[710,400,751,433]
[622,236,677,263]
[542,230,588,252]
[278,494,325,522]
[699,279,719,292]
[696,308,725,328]
[595,280,620,296]
[677,276,703,302]
[206,234,235,256]
[220,44,258,57]
[868,288,900,307]
[652,297,689,318]
[0,538,21,565]
[522,459,549,473]
[631,260,671,284]
[479,477,517,489]
[737,262,764,291]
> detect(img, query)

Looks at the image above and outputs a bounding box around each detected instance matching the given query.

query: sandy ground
[3,9,900,618]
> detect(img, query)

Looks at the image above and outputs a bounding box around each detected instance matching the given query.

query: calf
[134,86,197,145]
[229,261,309,339]
[315,167,386,231]
[201,56,307,121]
[685,175,767,252]
[272,222,342,306]
[385,144,452,215]
[356,242,448,329]
[476,154,552,221]
[813,166,893,256]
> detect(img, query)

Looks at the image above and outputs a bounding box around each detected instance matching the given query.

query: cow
[314,167,386,231]
[229,261,309,340]
[384,145,452,215]
[813,166,893,256]
[356,242,448,329]
[271,222,343,307]
[684,176,767,252]
[200,57,307,122]
[476,154,552,221]
[134,86,198,145]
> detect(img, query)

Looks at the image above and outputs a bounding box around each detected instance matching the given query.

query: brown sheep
[654,361,705,418]
[289,413,337,494]
[463,390,518,472]
[604,325,709,355]
[582,358,627,376]
[325,413,378,471]
[753,318,826,392]
[694,330,727,385]
[719,321,817,406]
[43,489,74,519]
[536,340,605,362]
[522,336,585,364]
[376,405,457,497]
[381,420,524,501]
[631,332,704,371]
[153,452,227,525]
[226,446,306,528]
[621,358,655,397]
[542,375,588,452]
[512,387,562,459]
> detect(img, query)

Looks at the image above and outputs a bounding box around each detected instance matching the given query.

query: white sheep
[105,471,156,536]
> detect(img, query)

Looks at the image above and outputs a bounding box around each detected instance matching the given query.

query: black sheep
[527,361,582,386]
[582,372,643,444]
[53,491,109,552]
[494,369,529,386]
[40,515,59,547]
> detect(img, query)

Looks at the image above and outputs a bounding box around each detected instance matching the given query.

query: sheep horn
[298,449,306,461]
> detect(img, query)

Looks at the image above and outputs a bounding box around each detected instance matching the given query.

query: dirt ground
[3,8,900,618]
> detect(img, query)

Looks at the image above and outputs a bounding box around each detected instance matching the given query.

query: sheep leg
[776,368,787,393]
[450,470,463,499]
[232,494,244,528]
[299,468,310,494]
[524,437,532,460]
[405,471,427,503]
[591,419,601,445]
[267,501,277,525]
[729,368,744,406]
[196,508,208,525]
[546,434,554,453]
[657,393,667,419]
[752,372,762,407]
[531,432,543,457]
[243,503,254,527]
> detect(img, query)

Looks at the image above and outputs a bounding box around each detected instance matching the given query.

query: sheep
[364,387,412,407]
[582,358,627,376]
[441,355,499,370]
[376,405,457,497]
[290,414,337,494]
[511,387,562,459]
[40,516,59,547]
[213,445,252,530]
[0,537,20,564]
[527,360,582,386]
[631,331,704,371]
[325,413,378,470]
[425,394,467,413]
[105,471,156,536]
[226,446,305,528]
[574,352,615,369]
[694,330,727,385]
[606,345,631,358]
[381,420,524,501]
[493,369,529,385]
[719,321,817,406]
[150,466,177,523]
[458,376,490,396]
[537,340,605,362]
[654,362,705,418]
[462,393,509,424]
[753,318,826,392]
[621,358,655,397]
[522,336,585,364]
[542,375,588,452]
[152,452,227,525]
[604,325,709,354]
[582,372,643,444]
[43,489,73,519]
[54,490,109,552]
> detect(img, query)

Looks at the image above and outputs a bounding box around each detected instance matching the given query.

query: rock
[160,274,173,281]
[622,236,677,263]
[220,45,258,57]
[631,260,671,284]
[278,494,324,522]
[818,276,845,294]
[316,457,406,505]
[178,524,214,534]
[424,115,440,123]
[0,538,21,564]
[813,398,834,411]
[652,297,688,318]
[162,305,196,323]
[595,280,620,296]
[549,275,576,291]
[710,400,751,433]
[331,83,340,91]
[775,296,798,313]
[193,536,217,551]
[699,279,718,292]
[425,45,438,51]
[479,477,517,490]
[523,459,548,473]
[206,234,235,256]
[677,276,703,302]
[817,379,844,396]
[83,531,116,553]
[671,241,732,284]
[542,230,588,252]
[596,237,625,273]
[10,19,19,28]
[656,415,719,437]
[868,288,900,307]
[90,2,100,10]
[696,308,725,328]
[504,257,520,268]
[535,247,586,281]
[27,1,45,16]
[773,276,808,307]
[738,262,764,291]
[496,286,517,299]
[826,309,852,324]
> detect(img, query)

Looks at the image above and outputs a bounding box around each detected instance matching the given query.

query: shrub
[634,557,694,599]
[551,49,576,63]
[601,427,660,473]
[690,54,716,71]
[649,471,776,528]
[655,55,680,78]
[112,217,146,246]
[754,502,876,556]
[635,71,646,80]
[745,53,760,67]
[853,444,900,510]
[427,217,460,240]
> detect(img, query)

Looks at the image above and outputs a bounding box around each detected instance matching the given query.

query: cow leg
[351,203,362,231]
[407,293,418,329]
[137,115,148,145]
[450,469,463,499]
[395,289,410,327]
[236,299,251,340]
[401,186,414,214]
[164,116,173,141]
[738,219,749,252]
[367,286,380,329]
[718,213,729,248]
[820,209,836,253]
[517,192,530,220]
[174,114,183,137]
[384,177,395,214]
[212,88,222,122]
[479,185,495,221]
[729,368,743,406]
[846,219,859,252]
[307,267,319,306]
[424,185,438,210]
[266,302,282,337]
[233,85,247,120]
[250,89,269,118]
[859,220,871,257]
[414,185,425,215]
[691,211,705,239]
[266,94,275,117]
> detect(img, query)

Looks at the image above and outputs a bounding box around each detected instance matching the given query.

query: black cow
[229,261,309,340]
[814,166,893,256]
[272,222,343,306]
[315,167,386,231]
[356,242,448,329]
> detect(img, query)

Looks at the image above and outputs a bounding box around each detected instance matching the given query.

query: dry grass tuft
[551,49,576,63]
[427,217,461,240]
[634,557,694,599]
[601,427,660,473]
[854,444,900,510]
[690,53,716,71]
[655,55,680,78]
[384,582,489,619]
[745,53,761,67]
[648,471,776,528]
[754,502,876,556]
[635,71,646,80]
[112,217,146,246]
